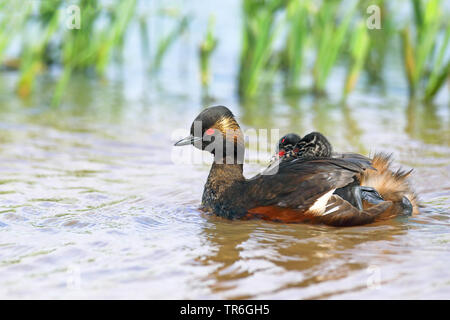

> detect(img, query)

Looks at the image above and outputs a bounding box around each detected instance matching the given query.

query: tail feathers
[360,152,419,216]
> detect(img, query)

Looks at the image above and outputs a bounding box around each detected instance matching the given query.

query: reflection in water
[406,101,448,146]
[311,100,336,135]
[284,96,306,136]
[199,216,411,299]
[341,103,366,155]
[240,97,277,130]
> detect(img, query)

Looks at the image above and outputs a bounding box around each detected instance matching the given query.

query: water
[0,69,448,299]
[0,0,449,299]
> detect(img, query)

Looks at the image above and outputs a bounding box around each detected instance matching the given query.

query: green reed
[52,0,137,106]
[1,0,191,105]
[9,0,139,101]
[199,15,218,87]
[402,0,450,100]
[1,0,449,104]
[17,0,61,98]
[0,2,31,63]
[237,0,362,98]
[363,0,393,88]
[312,0,357,94]
[236,0,448,101]
[238,0,284,99]
[151,15,189,71]
[95,0,136,74]
[282,0,309,92]
[344,21,370,96]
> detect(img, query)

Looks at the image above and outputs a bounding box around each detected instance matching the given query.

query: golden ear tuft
[214,116,243,145]
[215,116,240,132]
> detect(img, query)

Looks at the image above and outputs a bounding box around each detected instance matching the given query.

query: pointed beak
[174,135,202,146]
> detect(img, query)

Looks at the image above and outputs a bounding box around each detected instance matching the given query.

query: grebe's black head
[277,133,301,156]
[174,106,244,162]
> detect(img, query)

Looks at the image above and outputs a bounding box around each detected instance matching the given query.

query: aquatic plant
[359,0,393,88]
[11,0,139,101]
[1,0,191,104]
[238,0,284,99]
[424,24,450,101]
[344,21,370,96]
[151,15,189,71]
[311,0,357,94]
[401,0,450,100]
[0,2,31,64]
[282,0,309,92]
[95,0,137,74]
[17,1,61,98]
[52,0,137,106]
[199,15,218,86]
[0,0,448,105]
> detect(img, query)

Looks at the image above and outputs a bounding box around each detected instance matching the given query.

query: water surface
[0,72,448,299]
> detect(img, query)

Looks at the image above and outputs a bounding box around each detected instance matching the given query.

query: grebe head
[295,132,333,158]
[174,106,244,162]
[277,133,301,156]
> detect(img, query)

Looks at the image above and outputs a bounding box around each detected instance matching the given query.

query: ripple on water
[0,87,449,298]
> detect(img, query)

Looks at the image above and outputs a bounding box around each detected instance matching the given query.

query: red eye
[205,128,215,135]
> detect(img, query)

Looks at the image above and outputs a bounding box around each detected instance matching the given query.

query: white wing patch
[322,203,340,215]
[309,189,336,215]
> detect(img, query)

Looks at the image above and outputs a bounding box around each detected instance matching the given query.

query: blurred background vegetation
[0,0,448,106]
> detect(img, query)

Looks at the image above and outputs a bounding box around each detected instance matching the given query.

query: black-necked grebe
[174,106,416,226]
